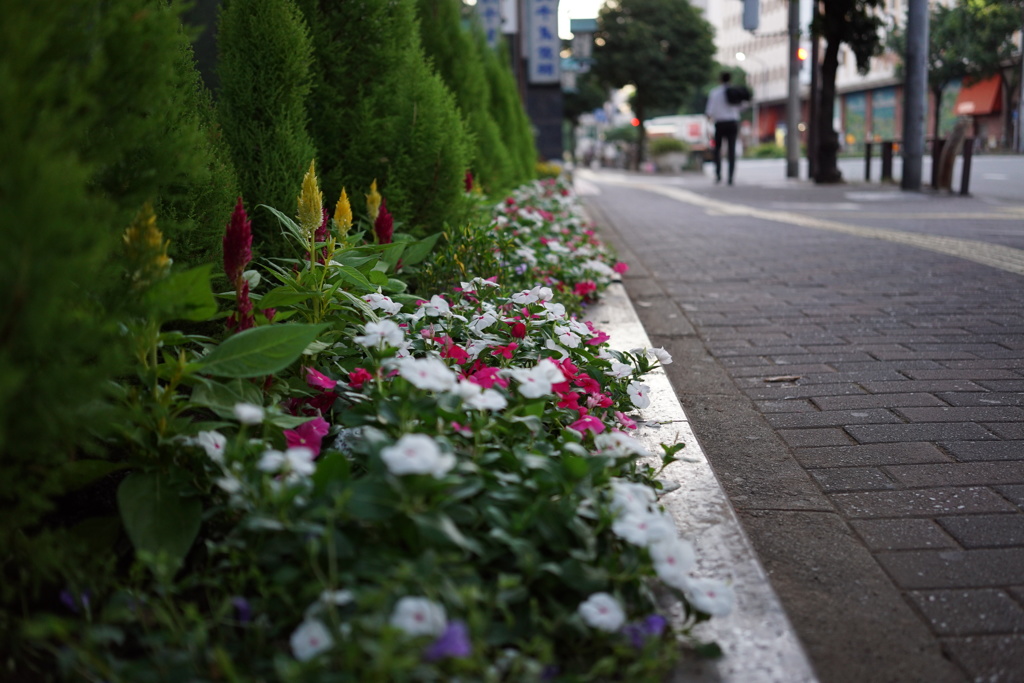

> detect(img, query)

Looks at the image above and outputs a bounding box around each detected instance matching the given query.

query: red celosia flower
[348,368,373,389]
[226,278,255,332]
[464,171,474,192]
[374,198,393,244]
[223,196,252,285]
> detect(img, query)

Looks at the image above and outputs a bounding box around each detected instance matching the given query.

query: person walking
[705,72,742,185]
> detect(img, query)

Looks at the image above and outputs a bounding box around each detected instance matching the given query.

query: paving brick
[982,422,1024,439]
[894,406,1024,422]
[884,462,1024,488]
[995,485,1024,509]
[845,423,999,444]
[937,514,1024,548]
[785,370,910,385]
[940,635,1024,683]
[860,380,989,393]
[811,393,948,411]
[778,428,854,448]
[850,518,958,551]
[729,363,835,378]
[866,348,979,361]
[794,442,952,468]
[755,399,818,413]
[744,383,869,401]
[810,467,897,492]
[767,409,901,429]
[903,368,1022,381]
[769,352,879,365]
[908,589,1024,635]
[978,380,1024,392]
[830,487,1018,519]
[876,547,1024,589]
[943,442,1024,462]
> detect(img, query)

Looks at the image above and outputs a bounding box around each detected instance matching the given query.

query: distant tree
[564,71,608,128]
[590,0,714,169]
[811,0,885,183]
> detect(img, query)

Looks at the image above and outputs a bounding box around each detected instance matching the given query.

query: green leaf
[312,451,351,496]
[399,232,441,267]
[144,264,217,322]
[54,460,131,494]
[368,269,389,286]
[257,287,315,310]
[382,278,407,294]
[117,472,202,571]
[335,265,375,292]
[189,378,263,414]
[192,324,327,378]
[345,479,397,521]
[260,204,304,242]
[414,513,483,555]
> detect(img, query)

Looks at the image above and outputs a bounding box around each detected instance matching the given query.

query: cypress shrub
[297,0,471,236]
[217,0,317,255]
[416,0,515,194]
[481,35,537,182]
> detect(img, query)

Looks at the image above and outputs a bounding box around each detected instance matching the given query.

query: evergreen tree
[417,0,514,194]
[217,0,317,254]
[297,0,470,236]
[483,37,537,181]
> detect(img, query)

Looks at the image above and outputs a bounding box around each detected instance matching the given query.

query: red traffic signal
[630,118,640,127]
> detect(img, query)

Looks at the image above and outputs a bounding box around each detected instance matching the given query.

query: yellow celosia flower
[334,187,352,238]
[365,179,382,223]
[123,201,172,287]
[297,159,323,239]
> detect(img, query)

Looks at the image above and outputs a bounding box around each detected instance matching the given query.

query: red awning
[954,74,1002,116]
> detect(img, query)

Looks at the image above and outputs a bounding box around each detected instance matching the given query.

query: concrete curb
[586,283,818,682]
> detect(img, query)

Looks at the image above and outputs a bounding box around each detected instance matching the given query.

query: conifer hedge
[483,37,538,181]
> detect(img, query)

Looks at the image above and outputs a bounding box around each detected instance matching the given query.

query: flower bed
[28,168,732,681]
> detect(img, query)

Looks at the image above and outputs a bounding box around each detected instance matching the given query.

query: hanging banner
[475,0,503,47]
[526,0,560,84]
[501,0,518,34]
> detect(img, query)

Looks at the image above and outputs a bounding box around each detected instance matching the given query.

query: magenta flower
[223,196,252,285]
[570,415,606,434]
[574,280,597,298]
[466,366,507,389]
[306,367,337,391]
[490,342,518,360]
[464,171,474,193]
[508,321,527,339]
[423,620,472,662]
[348,368,373,389]
[374,198,394,245]
[284,417,330,456]
[613,261,630,274]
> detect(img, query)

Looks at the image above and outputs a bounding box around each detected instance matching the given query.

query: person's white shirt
[705,84,741,123]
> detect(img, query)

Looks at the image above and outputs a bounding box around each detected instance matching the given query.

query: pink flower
[466,367,507,389]
[557,391,582,412]
[574,281,597,298]
[585,322,610,346]
[615,411,638,430]
[348,368,373,389]
[306,367,337,391]
[285,417,330,456]
[451,421,473,436]
[557,358,579,380]
[374,198,394,244]
[223,196,252,285]
[613,262,630,274]
[574,374,602,394]
[490,342,518,360]
[570,415,606,435]
[441,342,470,365]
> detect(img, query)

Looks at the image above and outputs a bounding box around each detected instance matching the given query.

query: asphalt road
[576,167,1024,683]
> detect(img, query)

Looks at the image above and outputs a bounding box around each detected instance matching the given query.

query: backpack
[725,85,751,105]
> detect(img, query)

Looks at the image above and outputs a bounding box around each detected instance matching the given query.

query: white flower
[650,347,673,366]
[257,450,286,472]
[232,402,265,425]
[452,381,508,411]
[191,430,227,463]
[542,301,567,319]
[649,538,696,591]
[257,447,316,477]
[422,295,450,317]
[514,246,537,266]
[627,381,652,409]
[380,433,456,478]
[511,288,539,305]
[390,597,447,637]
[469,311,499,335]
[594,432,650,458]
[612,509,675,547]
[215,474,242,494]
[460,277,500,293]
[609,480,657,516]
[354,319,404,349]
[320,589,355,606]
[535,286,554,303]
[363,292,402,315]
[582,258,615,277]
[507,358,566,399]
[607,361,633,379]
[577,593,625,632]
[396,356,457,392]
[684,578,735,616]
[567,319,591,336]
[290,619,333,661]
[553,325,581,348]
[544,338,570,360]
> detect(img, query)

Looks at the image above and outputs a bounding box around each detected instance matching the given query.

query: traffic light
[631,118,640,127]
[796,47,809,62]
[742,0,759,32]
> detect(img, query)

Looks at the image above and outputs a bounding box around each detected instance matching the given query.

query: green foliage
[483,38,537,182]
[565,71,610,124]
[648,137,689,155]
[747,142,787,159]
[297,0,472,237]
[591,0,715,164]
[605,125,640,144]
[217,0,317,256]
[417,0,516,195]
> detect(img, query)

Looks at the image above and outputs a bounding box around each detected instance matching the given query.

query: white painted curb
[586,283,818,683]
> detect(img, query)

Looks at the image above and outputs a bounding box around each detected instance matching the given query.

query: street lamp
[735,51,762,145]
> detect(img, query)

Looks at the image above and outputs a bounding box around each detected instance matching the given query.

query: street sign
[526,0,560,84]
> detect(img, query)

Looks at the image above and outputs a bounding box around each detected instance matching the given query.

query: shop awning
[954,74,1002,116]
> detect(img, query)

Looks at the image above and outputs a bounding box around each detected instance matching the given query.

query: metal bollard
[881,141,894,182]
[961,137,974,196]
[930,138,945,189]
[864,142,873,181]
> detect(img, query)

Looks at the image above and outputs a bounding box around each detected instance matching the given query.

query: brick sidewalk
[579,169,1024,683]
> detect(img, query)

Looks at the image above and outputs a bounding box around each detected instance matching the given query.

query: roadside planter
[36,168,733,681]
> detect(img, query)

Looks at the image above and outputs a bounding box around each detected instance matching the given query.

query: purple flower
[59,589,91,614]
[231,596,252,624]
[423,620,471,661]
[621,614,668,649]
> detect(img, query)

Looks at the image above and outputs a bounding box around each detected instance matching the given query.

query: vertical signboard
[526,0,560,84]
[476,0,503,47]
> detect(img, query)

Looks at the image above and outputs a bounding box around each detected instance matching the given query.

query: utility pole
[786,0,801,179]
[901,0,929,190]
[808,17,820,181]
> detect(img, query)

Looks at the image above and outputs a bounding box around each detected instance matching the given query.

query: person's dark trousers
[713,120,739,184]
